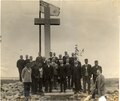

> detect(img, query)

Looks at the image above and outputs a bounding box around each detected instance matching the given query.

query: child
[21,63,32,101]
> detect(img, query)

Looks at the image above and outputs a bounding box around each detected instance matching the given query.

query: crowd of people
[17,51,105,100]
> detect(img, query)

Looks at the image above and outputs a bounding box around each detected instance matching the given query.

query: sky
[1,0,120,78]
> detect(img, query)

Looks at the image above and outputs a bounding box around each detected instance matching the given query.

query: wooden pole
[44,6,50,58]
[39,0,41,56]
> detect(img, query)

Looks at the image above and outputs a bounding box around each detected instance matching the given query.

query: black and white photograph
[0,0,120,101]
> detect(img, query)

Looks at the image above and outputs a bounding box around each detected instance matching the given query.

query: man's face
[59,55,62,59]
[97,70,100,75]
[20,55,23,59]
[65,51,68,56]
[95,61,98,66]
[26,55,28,59]
[30,56,33,61]
[72,53,74,57]
[49,52,52,57]
[53,53,56,56]
[85,59,88,64]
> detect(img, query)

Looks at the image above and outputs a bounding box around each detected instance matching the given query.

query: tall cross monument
[34,0,60,58]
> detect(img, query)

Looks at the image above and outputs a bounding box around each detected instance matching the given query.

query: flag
[40,0,60,16]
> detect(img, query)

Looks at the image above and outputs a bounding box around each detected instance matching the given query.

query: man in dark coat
[81,59,92,94]
[36,55,43,64]
[28,56,36,94]
[57,54,63,66]
[24,55,30,67]
[43,59,54,93]
[72,60,82,94]
[42,57,47,87]
[51,58,58,89]
[53,52,58,63]
[38,62,44,94]
[69,53,75,66]
[48,52,53,63]
[74,56,81,66]
[31,61,39,94]
[92,60,102,84]
[63,51,69,64]
[65,58,72,89]
[58,60,67,92]
[71,56,82,89]
[69,53,75,88]
[17,55,25,82]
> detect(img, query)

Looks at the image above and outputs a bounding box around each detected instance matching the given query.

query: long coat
[65,64,72,76]
[31,63,40,79]
[72,65,81,82]
[17,59,25,71]
[58,65,66,77]
[96,74,105,97]
[17,59,25,81]
[43,65,54,80]
[69,57,74,66]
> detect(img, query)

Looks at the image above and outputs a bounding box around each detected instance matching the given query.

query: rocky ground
[0,79,119,101]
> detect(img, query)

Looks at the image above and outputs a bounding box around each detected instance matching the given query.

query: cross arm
[34,18,60,25]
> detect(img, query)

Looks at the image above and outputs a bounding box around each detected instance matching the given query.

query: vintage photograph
[1,0,119,101]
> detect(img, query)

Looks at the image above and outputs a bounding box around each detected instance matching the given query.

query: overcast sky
[1,0,119,78]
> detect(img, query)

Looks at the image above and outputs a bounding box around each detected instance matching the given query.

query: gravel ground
[0,81,119,101]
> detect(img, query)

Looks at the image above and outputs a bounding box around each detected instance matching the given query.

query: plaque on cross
[34,0,60,58]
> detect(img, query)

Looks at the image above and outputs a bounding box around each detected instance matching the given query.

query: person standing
[21,63,32,101]
[69,53,75,66]
[71,56,82,89]
[51,58,58,90]
[57,54,63,66]
[53,52,58,63]
[28,56,35,94]
[72,61,82,94]
[42,57,46,66]
[65,58,72,89]
[69,53,75,88]
[82,59,92,94]
[48,52,53,63]
[38,62,44,94]
[43,59,54,93]
[29,56,34,69]
[63,51,69,64]
[92,60,102,84]
[24,55,30,67]
[31,58,40,94]
[58,60,67,92]
[42,57,46,88]
[17,55,25,82]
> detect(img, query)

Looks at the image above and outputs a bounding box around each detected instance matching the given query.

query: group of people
[17,51,105,100]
